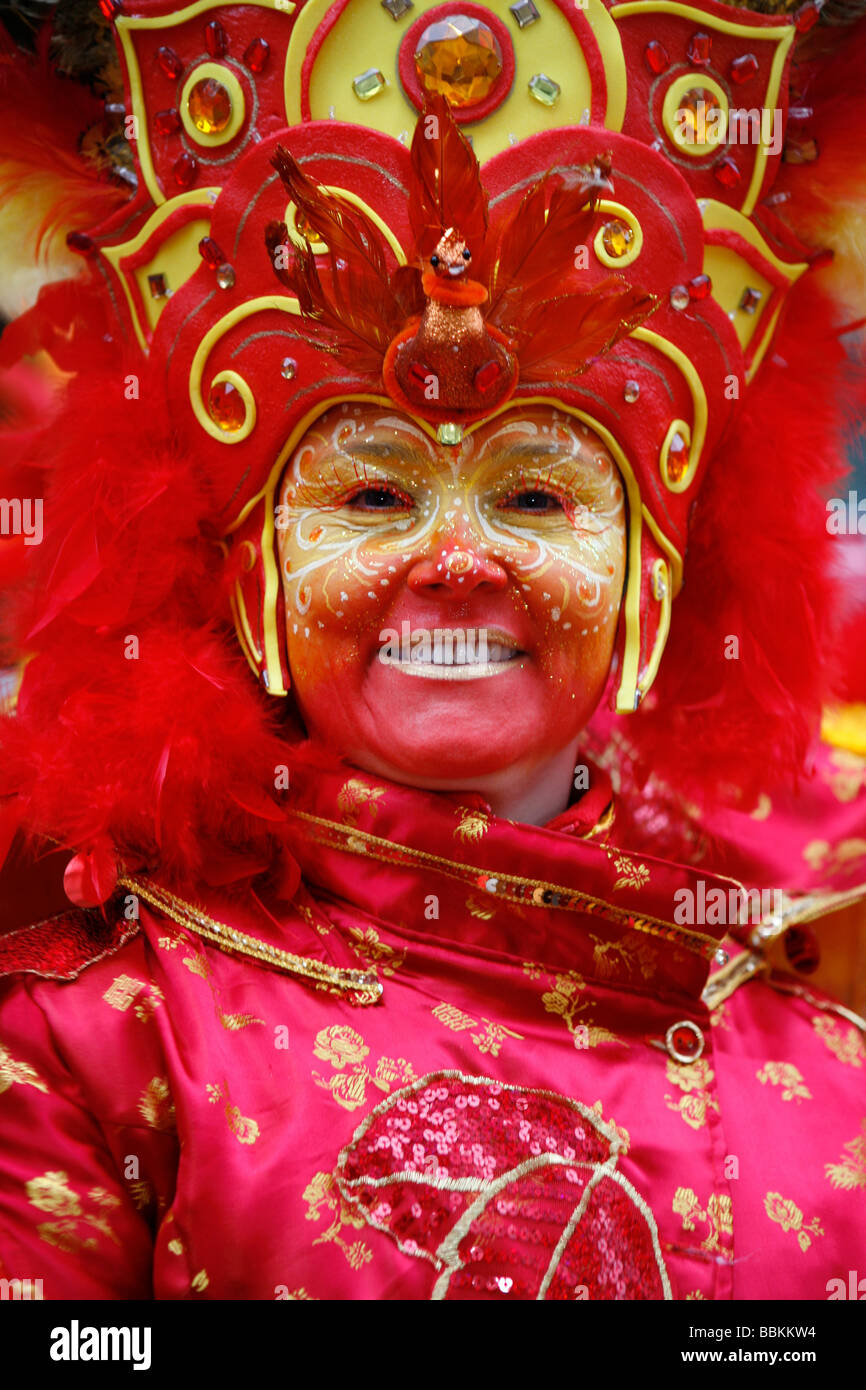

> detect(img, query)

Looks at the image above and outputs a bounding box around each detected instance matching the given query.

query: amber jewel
[295,210,327,250]
[415,17,503,108]
[667,433,689,482]
[678,87,723,145]
[188,77,232,134]
[601,220,633,258]
[208,381,244,431]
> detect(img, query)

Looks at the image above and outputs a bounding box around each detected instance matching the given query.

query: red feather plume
[408,93,488,260]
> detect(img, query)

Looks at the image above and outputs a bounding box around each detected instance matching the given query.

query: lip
[447,263,466,278]
[377,655,526,681]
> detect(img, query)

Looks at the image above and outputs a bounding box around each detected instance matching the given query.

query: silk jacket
[1,760,864,1301]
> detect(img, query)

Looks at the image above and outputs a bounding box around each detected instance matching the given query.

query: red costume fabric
[1,760,864,1300]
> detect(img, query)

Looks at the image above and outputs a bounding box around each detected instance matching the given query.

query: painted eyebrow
[488,441,586,465]
[341,440,426,465]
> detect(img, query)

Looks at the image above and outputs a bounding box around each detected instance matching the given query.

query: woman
[0,0,864,1300]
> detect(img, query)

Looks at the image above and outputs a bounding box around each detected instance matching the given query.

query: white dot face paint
[275,403,627,787]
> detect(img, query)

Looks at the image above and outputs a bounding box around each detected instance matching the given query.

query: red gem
[244,37,270,73]
[153,108,181,136]
[783,925,820,973]
[688,273,712,300]
[173,152,199,188]
[794,0,823,32]
[66,230,96,257]
[156,45,184,79]
[205,19,229,56]
[739,287,762,313]
[474,359,502,394]
[686,31,712,67]
[644,41,669,75]
[670,1025,700,1059]
[98,0,122,19]
[730,53,758,85]
[714,155,741,189]
[198,236,226,270]
[667,433,689,482]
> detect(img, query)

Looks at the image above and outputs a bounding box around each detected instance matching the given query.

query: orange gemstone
[667,432,689,482]
[414,16,502,107]
[188,77,232,135]
[601,220,633,258]
[294,209,327,250]
[208,380,245,432]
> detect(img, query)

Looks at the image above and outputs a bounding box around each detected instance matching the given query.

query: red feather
[513,282,658,380]
[408,94,488,259]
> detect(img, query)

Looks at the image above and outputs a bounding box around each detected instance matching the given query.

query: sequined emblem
[336,1072,671,1299]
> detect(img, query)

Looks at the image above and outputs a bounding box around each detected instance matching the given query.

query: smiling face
[275,402,627,792]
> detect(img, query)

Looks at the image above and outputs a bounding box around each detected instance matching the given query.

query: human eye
[497,487,565,514]
[343,483,414,513]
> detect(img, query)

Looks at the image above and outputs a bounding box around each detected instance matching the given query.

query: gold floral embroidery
[128,1180,153,1211]
[205,1080,260,1145]
[181,939,266,1032]
[756,1062,812,1103]
[673,1187,733,1256]
[102,974,164,1022]
[303,1170,373,1271]
[430,1002,523,1058]
[284,1286,316,1300]
[764,1192,824,1251]
[812,1016,865,1068]
[802,837,866,881]
[454,807,490,842]
[312,1025,416,1112]
[465,894,495,920]
[337,779,384,826]
[191,1269,209,1291]
[685,1290,706,1300]
[820,748,866,804]
[590,934,656,982]
[708,1001,731,1031]
[665,1059,719,1130]
[138,1077,176,1131]
[168,1238,184,1255]
[609,853,650,892]
[825,1120,866,1192]
[347,925,407,979]
[0,1042,48,1096]
[524,963,626,1050]
[26,1172,121,1253]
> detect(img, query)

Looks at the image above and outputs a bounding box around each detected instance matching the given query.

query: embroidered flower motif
[314,1026,370,1070]
[302,1169,373,1271]
[26,1171,81,1218]
[337,778,385,826]
[454,807,490,842]
[0,1043,48,1095]
[756,1062,812,1103]
[347,925,407,978]
[811,1016,865,1068]
[225,1104,260,1145]
[673,1187,732,1256]
[532,966,624,1050]
[138,1077,176,1131]
[820,748,866,804]
[664,1059,719,1131]
[764,1192,824,1251]
[825,1119,866,1192]
[610,855,650,892]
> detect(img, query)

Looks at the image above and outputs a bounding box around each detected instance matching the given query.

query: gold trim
[701,949,768,1010]
[593,201,644,270]
[633,328,707,482]
[118,874,382,1004]
[639,558,671,695]
[287,808,725,958]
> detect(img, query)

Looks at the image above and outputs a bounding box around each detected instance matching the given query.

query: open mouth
[447,263,466,278]
[378,628,526,680]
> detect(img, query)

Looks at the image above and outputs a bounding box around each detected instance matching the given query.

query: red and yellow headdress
[0,0,863,899]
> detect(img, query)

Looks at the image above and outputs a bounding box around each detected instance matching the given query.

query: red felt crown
[0,0,863,905]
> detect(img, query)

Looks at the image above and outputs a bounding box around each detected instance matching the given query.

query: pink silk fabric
[0,761,864,1300]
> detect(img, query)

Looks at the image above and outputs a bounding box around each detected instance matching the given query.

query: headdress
[0,0,864,902]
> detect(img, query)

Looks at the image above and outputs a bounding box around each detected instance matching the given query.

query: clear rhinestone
[714,948,729,966]
[509,0,540,27]
[624,379,640,403]
[437,422,463,445]
[216,263,236,290]
[281,356,297,380]
[352,68,387,101]
[669,284,690,311]
[528,72,560,107]
[382,0,413,16]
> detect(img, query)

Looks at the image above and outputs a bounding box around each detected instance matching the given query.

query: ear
[228,496,291,698]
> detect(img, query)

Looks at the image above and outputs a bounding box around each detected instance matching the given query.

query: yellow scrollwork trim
[632,326,708,483]
[593,200,644,270]
[662,74,729,160]
[285,190,408,265]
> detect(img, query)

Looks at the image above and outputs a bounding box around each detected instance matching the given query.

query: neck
[347,741,581,827]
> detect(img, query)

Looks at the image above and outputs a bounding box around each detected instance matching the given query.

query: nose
[407,541,508,597]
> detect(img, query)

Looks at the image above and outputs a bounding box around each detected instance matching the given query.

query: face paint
[275,403,627,788]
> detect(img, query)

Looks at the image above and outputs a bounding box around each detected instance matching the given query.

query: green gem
[352,69,387,101]
[528,73,561,107]
[437,422,463,446]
